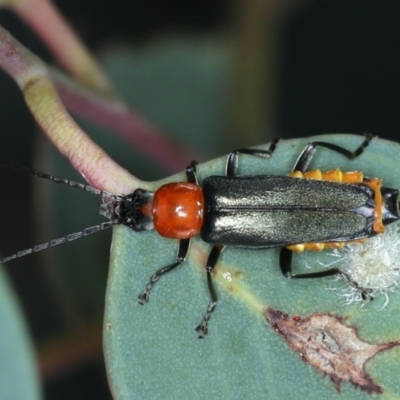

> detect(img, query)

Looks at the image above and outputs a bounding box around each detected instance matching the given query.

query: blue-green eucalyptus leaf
[0,266,41,400]
[104,134,400,400]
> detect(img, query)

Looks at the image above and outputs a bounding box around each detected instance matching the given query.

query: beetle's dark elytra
[201,175,376,248]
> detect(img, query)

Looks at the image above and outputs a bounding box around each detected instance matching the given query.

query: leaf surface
[0,266,41,400]
[105,134,400,399]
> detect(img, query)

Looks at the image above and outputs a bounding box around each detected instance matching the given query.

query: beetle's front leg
[138,238,190,304]
[185,160,199,184]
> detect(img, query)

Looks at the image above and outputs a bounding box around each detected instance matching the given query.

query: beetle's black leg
[338,271,374,301]
[292,133,374,172]
[195,244,225,338]
[138,161,199,304]
[279,247,341,279]
[280,249,375,300]
[186,160,199,184]
[226,138,280,177]
[138,238,190,304]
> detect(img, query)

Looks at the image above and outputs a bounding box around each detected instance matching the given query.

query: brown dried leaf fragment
[265,308,400,394]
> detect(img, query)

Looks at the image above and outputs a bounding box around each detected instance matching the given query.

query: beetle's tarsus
[361,289,374,301]
[138,291,150,305]
[138,274,160,304]
[196,301,217,338]
[339,271,374,301]
[195,323,207,339]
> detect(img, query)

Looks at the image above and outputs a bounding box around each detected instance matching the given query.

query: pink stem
[9,0,199,171]
[12,0,113,93]
[0,24,138,194]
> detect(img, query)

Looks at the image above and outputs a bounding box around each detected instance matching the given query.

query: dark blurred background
[0,1,400,398]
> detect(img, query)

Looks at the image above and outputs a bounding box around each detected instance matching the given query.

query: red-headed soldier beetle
[2,134,398,337]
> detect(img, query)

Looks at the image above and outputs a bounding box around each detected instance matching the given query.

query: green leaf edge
[0,265,41,400]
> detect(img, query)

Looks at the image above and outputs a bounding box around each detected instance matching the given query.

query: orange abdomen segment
[287,239,366,252]
[153,183,204,239]
[289,169,364,183]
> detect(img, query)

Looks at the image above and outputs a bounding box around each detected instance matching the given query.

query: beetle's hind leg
[279,248,374,300]
[280,247,341,279]
[138,238,190,304]
[195,244,225,338]
[226,138,280,176]
[292,133,374,172]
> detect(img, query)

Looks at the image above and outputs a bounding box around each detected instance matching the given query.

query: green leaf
[0,266,41,400]
[104,134,400,399]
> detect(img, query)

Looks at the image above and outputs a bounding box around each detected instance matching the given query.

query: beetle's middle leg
[195,244,225,338]
[226,138,280,177]
[292,133,374,172]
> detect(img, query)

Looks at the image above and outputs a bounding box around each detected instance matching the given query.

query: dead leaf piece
[265,308,400,394]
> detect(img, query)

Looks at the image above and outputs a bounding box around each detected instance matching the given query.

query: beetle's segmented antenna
[0,219,122,264]
[1,161,123,201]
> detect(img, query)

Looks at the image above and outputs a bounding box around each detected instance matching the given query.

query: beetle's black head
[99,189,154,231]
[381,187,400,226]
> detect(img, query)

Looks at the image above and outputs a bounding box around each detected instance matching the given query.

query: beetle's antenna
[0,219,122,264]
[1,161,123,201]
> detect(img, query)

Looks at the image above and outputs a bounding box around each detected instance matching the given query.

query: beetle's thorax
[107,183,204,238]
[151,182,204,239]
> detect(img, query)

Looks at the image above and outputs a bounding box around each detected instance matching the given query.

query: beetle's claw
[195,322,208,339]
[361,288,374,301]
[138,291,150,305]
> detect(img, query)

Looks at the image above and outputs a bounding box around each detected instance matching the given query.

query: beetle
[126,134,399,337]
[2,135,399,337]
